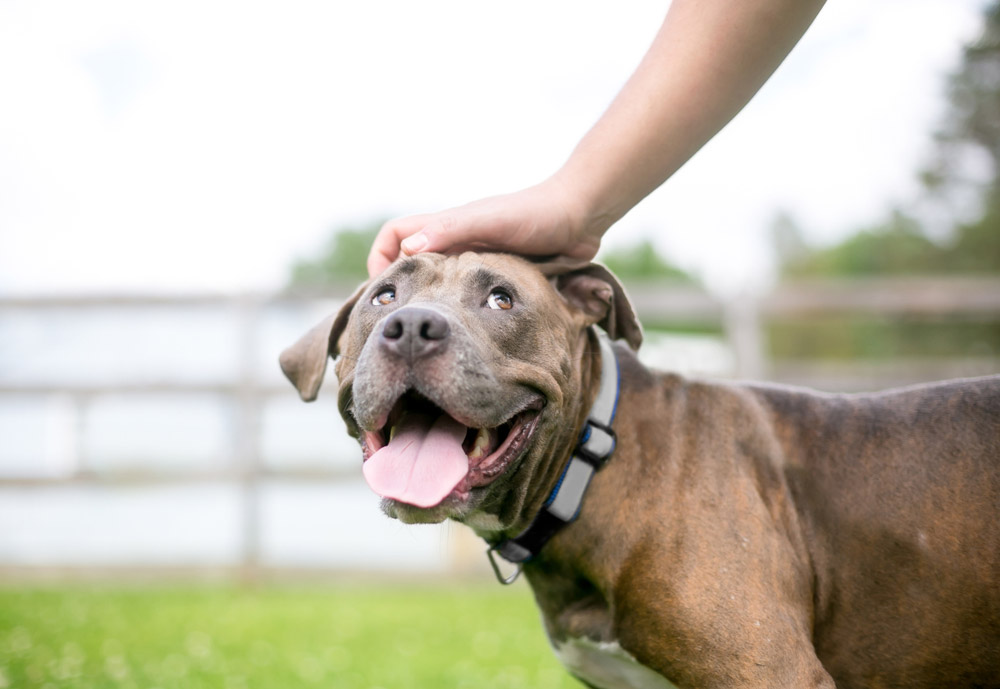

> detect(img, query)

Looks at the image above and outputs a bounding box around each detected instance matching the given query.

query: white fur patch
[553,636,678,689]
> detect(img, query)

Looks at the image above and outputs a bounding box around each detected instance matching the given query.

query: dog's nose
[379,307,450,361]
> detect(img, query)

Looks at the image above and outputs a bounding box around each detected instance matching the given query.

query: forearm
[553,0,826,237]
[367,0,826,276]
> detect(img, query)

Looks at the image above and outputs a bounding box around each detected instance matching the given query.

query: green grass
[0,582,583,689]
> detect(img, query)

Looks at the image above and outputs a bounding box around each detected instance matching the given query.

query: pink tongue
[362,413,470,508]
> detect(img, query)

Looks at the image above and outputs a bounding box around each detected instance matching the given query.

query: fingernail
[401,232,428,254]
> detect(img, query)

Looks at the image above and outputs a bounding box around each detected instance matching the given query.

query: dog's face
[280,252,640,532]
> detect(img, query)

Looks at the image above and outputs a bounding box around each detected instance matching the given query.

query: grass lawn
[0,582,583,689]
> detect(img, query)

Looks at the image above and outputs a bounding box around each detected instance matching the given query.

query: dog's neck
[485,327,620,584]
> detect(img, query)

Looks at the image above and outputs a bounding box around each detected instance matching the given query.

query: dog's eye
[372,288,396,306]
[486,290,513,310]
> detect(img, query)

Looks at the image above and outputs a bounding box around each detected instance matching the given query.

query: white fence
[0,292,466,580]
[1,277,997,580]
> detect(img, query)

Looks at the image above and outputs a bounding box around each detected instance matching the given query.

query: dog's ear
[544,261,643,350]
[279,282,368,401]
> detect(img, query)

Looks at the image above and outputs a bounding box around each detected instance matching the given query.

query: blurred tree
[599,239,696,283]
[776,206,999,279]
[777,1,1000,279]
[779,210,945,278]
[770,2,1000,363]
[942,190,1000,272]
[920,0,1000,273]
[290,223,698,287]
[784,0,1000,277]
[288,222,381,288]
[924,1,1000,201]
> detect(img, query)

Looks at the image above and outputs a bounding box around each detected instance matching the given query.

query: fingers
[367,215,431,277]
[399,215,463,255]
[368,210,483,277]
[366,184,598,277]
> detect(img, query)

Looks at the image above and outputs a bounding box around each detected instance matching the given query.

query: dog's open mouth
[359,391,543,508]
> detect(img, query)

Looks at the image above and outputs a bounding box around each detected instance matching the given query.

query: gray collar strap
[486,328,620,585]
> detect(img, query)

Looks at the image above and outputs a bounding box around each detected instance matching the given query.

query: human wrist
[543,167,616,250]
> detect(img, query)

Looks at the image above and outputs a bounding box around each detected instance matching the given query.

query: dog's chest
[552,636,678,689]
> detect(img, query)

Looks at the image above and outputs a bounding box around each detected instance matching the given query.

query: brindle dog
[281,252,1000,689]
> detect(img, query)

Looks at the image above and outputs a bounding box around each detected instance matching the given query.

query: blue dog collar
[487,328,620,584]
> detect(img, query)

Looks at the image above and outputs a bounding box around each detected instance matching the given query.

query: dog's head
[279,252,640,533]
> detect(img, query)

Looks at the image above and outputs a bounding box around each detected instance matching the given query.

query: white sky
[0,0,987,295]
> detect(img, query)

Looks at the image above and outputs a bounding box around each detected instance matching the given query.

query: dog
[280,252,1000,688]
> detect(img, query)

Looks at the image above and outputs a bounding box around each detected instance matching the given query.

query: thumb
[400,216,467,256]
[400,230,431,255]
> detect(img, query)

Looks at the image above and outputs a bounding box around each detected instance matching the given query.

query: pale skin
[367,0,828,278]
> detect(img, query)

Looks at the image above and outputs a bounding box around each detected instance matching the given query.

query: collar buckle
[487,545,524,585]
[576,420,616,467]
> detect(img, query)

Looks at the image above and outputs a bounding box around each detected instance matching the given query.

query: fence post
[235,297,262,584]
[46,392,83,478]
[723,292,766,381]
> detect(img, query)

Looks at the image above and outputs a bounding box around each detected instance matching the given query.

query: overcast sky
[0,0,987,295]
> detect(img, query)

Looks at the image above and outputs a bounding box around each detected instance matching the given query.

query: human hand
[367,0,825,278]
[366,178,604,277]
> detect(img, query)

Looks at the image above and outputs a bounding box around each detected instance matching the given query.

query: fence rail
[1,277,997,578]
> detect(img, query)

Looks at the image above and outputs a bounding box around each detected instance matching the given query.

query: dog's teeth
[468,427,491,460]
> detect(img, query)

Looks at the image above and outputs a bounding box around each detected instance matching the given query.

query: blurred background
[1,0,998,687]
